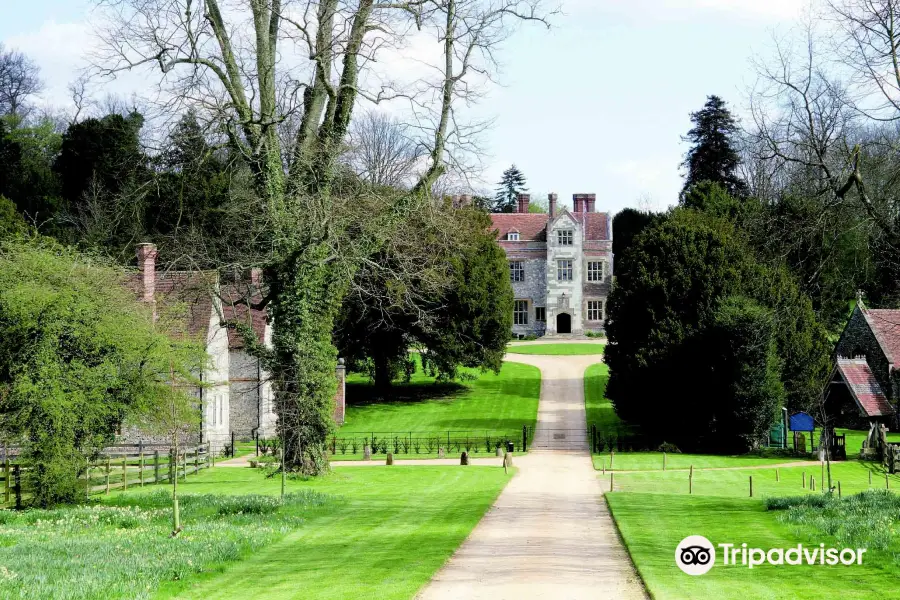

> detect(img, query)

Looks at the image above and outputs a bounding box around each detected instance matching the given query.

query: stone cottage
[828,300,899,449]
[490,194,613,337]
[126,243,280,452]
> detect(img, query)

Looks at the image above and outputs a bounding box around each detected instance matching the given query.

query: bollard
[802,472,806,489]
[663,452,667,471]
[887,473,890,490]
[811,476,815,491]
[749,476,753,498]
[386,453,394,466]
[689,465,694,495]
[461,451,469,466]
[838,481,841,497]
[522,425,527,453]
[869,470,873,486]
[610,472,614,492]
[610,450,614,470]
[776,469,779,482]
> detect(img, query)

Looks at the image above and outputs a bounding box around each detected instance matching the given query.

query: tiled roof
[490,211,611,242]
[221,283,267,349]
[575,212,610,241]
[862,309,900,365]
[835,358,895,417]
[490,214,549,241]
[127,271,217,341]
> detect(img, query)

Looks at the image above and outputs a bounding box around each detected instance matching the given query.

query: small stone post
[386,453,394,465]
[363,445,372,461]
[460,451,469,465]
[438,447,445,459]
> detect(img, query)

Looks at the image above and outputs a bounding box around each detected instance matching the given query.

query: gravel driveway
[415,353,648,600]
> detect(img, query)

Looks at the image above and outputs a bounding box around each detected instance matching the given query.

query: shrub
[656,442,681,453]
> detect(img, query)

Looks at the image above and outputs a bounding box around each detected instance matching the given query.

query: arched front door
[556,312,572,334]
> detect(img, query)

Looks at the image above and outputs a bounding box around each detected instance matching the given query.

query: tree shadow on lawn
[346,381,468,406]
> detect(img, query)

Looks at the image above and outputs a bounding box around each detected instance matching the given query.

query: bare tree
[345,110,421,187]
[0,44,43,118]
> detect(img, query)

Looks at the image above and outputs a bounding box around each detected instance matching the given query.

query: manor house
[490,194,613,337]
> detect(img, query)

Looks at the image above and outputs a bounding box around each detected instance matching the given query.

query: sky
[1,0,810,215]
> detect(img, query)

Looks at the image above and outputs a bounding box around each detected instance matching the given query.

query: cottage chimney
[517,194,531,213]
[548,193,557,218]
[585,193,596,213]
[136,243,158,302]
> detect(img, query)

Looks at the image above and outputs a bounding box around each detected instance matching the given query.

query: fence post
[255,432,259,457]
[887,473,890,490]
[231,432,236,457]
[802,472,806,489]
[168,449,174,484]
[122,457,127,491]
[194,446,199,474]
[838,481,841,497]
[208,442,212,468]
[154,450,160,484]
[610,472,614,492]
[105,457,110,494]
[689,465,693,495]
[522,426,527,452]
[869,470,873,486]
[3,459,9,505]
[663,452,667,471]
[776,468,779,482]
[85,464,91,499]
[13,465,21,510]
[140,453,144,486]
[749,476,753,498]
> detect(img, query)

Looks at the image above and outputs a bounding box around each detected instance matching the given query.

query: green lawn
[1,466,512,600]
[595,452,810,472]
[607,460,900,599]
[341,360,540,435]
[506,343,605,355]
[584,363,630,433]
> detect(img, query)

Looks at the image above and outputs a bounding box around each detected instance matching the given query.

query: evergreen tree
[680,95,747,199]
[493,164,528,213]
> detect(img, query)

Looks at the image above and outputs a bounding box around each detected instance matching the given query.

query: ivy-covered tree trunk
[267,242,350,475]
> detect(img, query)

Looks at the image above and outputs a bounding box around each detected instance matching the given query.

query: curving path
[415,353,648,600]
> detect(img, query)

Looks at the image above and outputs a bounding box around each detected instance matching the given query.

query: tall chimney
[136,243,158,303]
[573,194,584,213]
[585,193,596,213]
[517,193,531,213]
[548,193,557,218]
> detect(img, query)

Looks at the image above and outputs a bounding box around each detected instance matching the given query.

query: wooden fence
[0,444,213,509]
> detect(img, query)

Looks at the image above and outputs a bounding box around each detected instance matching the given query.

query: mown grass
[0,466,512,600]
[341,360,540,435]
[607,461,900,599]
[506,343,606,355]
[158,466,513,599]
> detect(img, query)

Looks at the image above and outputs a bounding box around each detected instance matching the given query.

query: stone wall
[511,257,548,336]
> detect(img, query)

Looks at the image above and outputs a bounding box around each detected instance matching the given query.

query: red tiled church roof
[862,309,900,366]
[835,358,895,417]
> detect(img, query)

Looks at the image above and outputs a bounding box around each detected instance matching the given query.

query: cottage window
[587,300,604,321]
[535,307,546,323]
[557,259,573,281]
[514,300,529,325]
[510,261,525,282]
[557,230,573,245]
[587,261,604,282]
[508,231,520,241]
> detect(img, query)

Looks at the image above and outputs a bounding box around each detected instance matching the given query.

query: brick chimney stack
[548,193,557,218]
[573,194,584,213]
[585,193,596,213]
[517,194,530,213]
[136,243,158,302]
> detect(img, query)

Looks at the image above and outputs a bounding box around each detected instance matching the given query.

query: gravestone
[460,451,469,465]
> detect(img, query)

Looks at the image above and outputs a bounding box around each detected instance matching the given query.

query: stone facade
[491,194,613,337]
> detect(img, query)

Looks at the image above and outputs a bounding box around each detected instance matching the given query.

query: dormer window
[557,230,573,245]
[508,231,520,241]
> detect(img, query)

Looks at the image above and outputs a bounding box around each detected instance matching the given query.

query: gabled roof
[490,210,611,242]
[834,358,895,417]
[490,214,549,241]
[862,308,900,366]
[126,270,217,342]
[221,283,267,349]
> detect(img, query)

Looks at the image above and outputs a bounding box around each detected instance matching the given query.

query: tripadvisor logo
[675,536,867,575]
